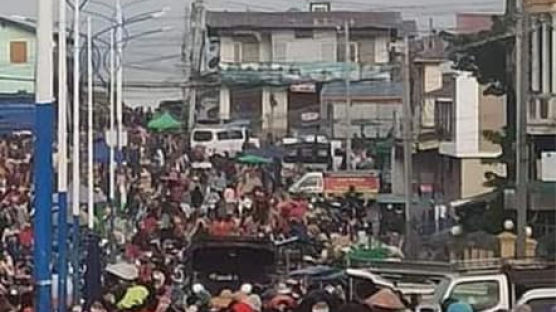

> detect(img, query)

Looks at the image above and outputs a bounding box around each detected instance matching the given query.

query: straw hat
[211,289,234,309]
[105,262,139,281]
[364,289,405,310]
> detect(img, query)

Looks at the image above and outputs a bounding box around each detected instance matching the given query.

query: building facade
[0,17,36,94]
[204,7,414,137]
[524,0,556,215]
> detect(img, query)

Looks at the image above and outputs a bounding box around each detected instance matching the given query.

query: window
[540,98,549,119]
[299,176,319,188]
[10,41,27,64]
[228,130,243,140]
[242,42,259,62]
[233,42,242,63]
[530,98,538,119]
[349,41,359,63]
[274,43,287,62]
[436,100,454,140]
[449,281,500,311]
[526,297,556,312]
[295,29,314,39]
[193,131,213,142]
[216,131,229,140]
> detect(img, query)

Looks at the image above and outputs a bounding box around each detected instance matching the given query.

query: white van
[190,127,259,157]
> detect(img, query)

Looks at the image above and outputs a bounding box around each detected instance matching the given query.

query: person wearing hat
[364,288,406,312]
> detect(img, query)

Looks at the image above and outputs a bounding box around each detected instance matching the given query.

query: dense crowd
[0,114,410,312]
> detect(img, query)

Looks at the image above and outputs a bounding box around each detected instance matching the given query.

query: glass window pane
[449,281,499,311]
[193,131,213,142]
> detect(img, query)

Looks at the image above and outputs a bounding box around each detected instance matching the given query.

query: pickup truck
[414,261,556,312]
[288,171,380,199]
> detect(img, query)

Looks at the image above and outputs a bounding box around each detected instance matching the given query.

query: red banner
[324,176,379,194]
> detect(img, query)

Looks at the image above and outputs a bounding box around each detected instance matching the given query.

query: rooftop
[206,11,413,32]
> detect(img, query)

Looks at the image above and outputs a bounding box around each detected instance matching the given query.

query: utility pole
[57,0,69,310]
[344,20,352,170]
[182,3,192,128]
[71,0,81,303]
[402,35,414,258]
[35,0,54,310]
[87,17,94,231]
[188,0,205,130]
[515,0,530,258]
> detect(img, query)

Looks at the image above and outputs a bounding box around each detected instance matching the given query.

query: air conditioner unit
[540,151,556,182]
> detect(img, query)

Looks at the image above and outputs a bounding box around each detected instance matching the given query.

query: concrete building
[391,65,507,226]
[204,6,415,137]
[523,0,556,214]
[0,16,37,94]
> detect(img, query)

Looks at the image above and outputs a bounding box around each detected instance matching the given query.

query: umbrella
[236,154,272,165]
[147,112,182,132]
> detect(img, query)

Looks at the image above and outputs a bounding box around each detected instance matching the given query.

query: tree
[441,8,518,232]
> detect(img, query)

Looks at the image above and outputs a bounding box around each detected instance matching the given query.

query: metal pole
[344,20,352,170]
[35,0,54,311]
[87,17,94,231]
[116,0,124,158]
[109,28,116,260]
[116,0,125,214]
[402,35,414,258]
[72,0,81,303]
[515,0,530,258]
[57,0,69,310]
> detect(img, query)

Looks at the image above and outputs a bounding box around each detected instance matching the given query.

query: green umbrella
[147,112,182,132]
[236,154,272,165]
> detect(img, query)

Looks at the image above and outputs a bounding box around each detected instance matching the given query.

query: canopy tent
[147,112,182,132]
[236,154,272,165]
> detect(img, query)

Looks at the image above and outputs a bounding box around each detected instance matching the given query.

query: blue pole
[35,0,54,310]
[72,215,80,304]
[57,192,68,312]
[34,103,54,312]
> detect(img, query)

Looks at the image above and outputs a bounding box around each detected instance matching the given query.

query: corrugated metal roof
[321,80,403,98]
[206,11,407,31]
[0,15,36,33]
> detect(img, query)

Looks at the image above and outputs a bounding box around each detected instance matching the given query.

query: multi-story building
[0,16,36,94]
[518,0,556,223]
[203,4,414,137]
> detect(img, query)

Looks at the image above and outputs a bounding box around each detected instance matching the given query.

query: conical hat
[364,289,405,310]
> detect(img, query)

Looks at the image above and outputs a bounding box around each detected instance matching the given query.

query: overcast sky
[3,0,505,107]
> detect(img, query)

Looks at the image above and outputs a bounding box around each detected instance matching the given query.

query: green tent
[147,112,182,132]
[236,154,272,165]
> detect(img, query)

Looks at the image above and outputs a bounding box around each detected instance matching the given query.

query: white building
[203,7,415,137]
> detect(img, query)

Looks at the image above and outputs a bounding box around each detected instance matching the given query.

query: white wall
[332,101,402,139]
[272,30,337,63]
[424,64,442,93]
[440,72,480,157]
[219,86,230,119]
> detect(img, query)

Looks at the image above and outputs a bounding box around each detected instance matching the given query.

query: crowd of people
[0,113,411,312]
